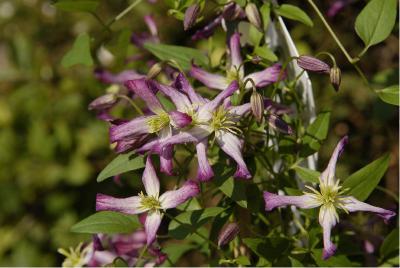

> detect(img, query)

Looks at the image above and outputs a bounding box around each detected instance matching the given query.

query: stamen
[139,191,162,211]
[147,112,170,133]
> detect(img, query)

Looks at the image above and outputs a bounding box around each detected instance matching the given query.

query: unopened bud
[250,91,264,122]
[245,3,262,31]
[217,222,240,247]
[330,66,341,91]
[297,55,330,74]
[251,55,262,64]
[147,63,163,79]
[267,114,293,135]
[184,4,200,31]
[88,93,117,111]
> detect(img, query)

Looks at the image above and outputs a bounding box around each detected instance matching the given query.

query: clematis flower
[190,32,284,90]
[109,78,192,174]
[131,15,160,48]
[96,157,200,245]
[263,136,396,260]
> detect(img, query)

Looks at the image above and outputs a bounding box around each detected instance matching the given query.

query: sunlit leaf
[61,33,93,68]
[375,85,399,106]
[276,4,313,27]
[293,165,320,183]
[302,111,331,152]
[97,152,144,182]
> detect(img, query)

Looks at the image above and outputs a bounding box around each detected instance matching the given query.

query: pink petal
[125,79,164,114]
[144,15,158,37]
[196,140,214,182]
[244,63,285,88]
[320,136,348,186]
[142,157,160,197]
[319,205,338,260]
[109,116,151,143]
[173,72,206,104]
[144,211,162,245]
[149,80,192,111]
[229,32,243,78]
[189,64,229,90]
[263,192,320,211]
[159,180,200,209]
[169,111,192,128]
[96,194,146,214]
[342,196,396,221]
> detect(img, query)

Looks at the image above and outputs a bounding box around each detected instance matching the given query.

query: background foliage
[0,0,398,266]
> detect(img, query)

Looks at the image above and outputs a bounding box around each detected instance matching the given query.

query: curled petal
[144,15,158,37]
[267,114,293,135]
[160,180,200,209]
[125,79,164,114]
[174,73,206,104]
[110,116,151,143]
[96,194,146,214]
[342,196,396,221]
[142,157,160,197]
[215,131,251,179]
[190,64,229,90]
[244,63,285,88]
[160,145,174,176]
[144,211,162,245]
[264,98,294,115]
[149,80,192,111]
[196,140,214,182]
[114,134,150,153]
[191,16,222,41]
[320,136,348,186]
[263,192,320,211]
[229,103,251,117]
[94,68,145,84]
[319,205,338,260]
[169,111,192,128]
[229,32,243,78]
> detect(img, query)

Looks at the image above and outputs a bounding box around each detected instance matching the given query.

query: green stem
[117,94,144,115]
[90,12,112,33]
[106,0,143,28]
[136,244,148,266]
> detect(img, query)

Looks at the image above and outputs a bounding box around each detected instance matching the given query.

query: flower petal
[96,194,146,214]
[149,80,192,111]
[169,111,192,128]
[229,32,243,78]
[191,16,222,41]
[263,192,320,211]
[173,72,206,104]
[142,157,160,197]
[196,140,214,181]
[341,196,396,221]
[267,114,293,135]
[189,64,229,90]
[114,134,150,153]
[94,68,145,84]
[228,103,251,117]
[319,205,338,260]
[160,180,200,209]
[320,136,348,186]
[125,79,164,114]
[244,63,284,88]
[110,116,151,143]
[215,131,251,179]
[264,98,294,115]
[144,15,158,37]
[144,211,162,245]
[160,145,174,176]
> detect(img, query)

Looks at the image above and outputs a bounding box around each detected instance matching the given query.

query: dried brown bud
[245,3,262,31]
[184,4,200,31]
[330,66,341,91]
[297,55,330,74]
[250,91,265,122]
[218,222,240,247]
[147,63,163,79]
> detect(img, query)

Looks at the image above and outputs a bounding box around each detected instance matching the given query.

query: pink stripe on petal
[169,111,192,128]
[229,32,243,78]
[174,73,206,104]
[189,64,229,90]
[160,180,200,209]
[96,194,145,214]
[144,15,158,37]
[149,80,192,111]
[228,103,251,117]
[196,140,214,182]
[160,145,174,176]
[320,136,348,186]
[215,131,251,180]
[144,211,162,245]
[95,69,145,84]
[263,192,320,211]
[109,116,150,143]
[244,63,284,88]
[125,79,164,114]
[319,205,338,260]
[342,196,396,221]
[142,157,160,197]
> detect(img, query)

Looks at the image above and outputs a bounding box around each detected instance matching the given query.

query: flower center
[147,112,170,133]
[305,180,349,211]
[139,192,161,211]
[210,106,242,135]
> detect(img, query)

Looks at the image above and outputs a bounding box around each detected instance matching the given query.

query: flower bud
[297,55,330,74]
[330,66,341,91]
[245,3,262,31]
[250,91,264,122]
[88,93,117,111]
[218,222,240,247]
[147,62,163,79]
[184,4,200,31]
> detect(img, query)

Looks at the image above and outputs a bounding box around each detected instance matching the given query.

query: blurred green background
[0,0,397,266]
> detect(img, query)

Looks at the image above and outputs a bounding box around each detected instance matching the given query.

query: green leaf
[260,3,271,30]
[375,85,399,106]
[97,152,144,182]
[289,256,303,267]
[355,0,397,50]
[312,249,355,267]
[162,243,196,266]
[176,197,202,211]
[168,207,225,239]
[71,211,141,234]
[276,4,313,27]
[302,111,331,152]
[235,256,251,266]
[243,237,291,263]
[293,165,320,183]
[54,0,99,13]
[254,45,278,62]
[61,33,93,68]
[380,229,399,259]
[143,43,208,70]
[342,154,390,201]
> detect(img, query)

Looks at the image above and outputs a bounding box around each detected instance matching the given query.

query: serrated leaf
[293,165,320,183]
[97,152,144,182]
[375,85,399,106]
[254,45,278,62]
[380,229,399,259]
[54,0,99,13]
[342,154,390,201]
[143,43,208,70]
[168,207,225,239]
[355,0,397,50]
[276,4,313,27]
[71,211,141,234]
[61,33,93,68]
[302,111,331,152]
